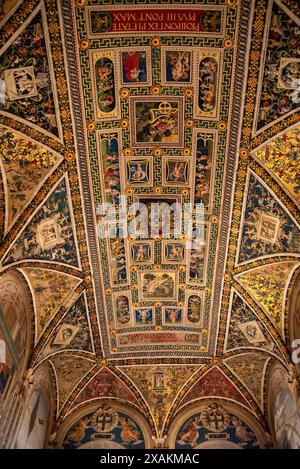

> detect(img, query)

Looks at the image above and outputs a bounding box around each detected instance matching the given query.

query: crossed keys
[148,101,178,124]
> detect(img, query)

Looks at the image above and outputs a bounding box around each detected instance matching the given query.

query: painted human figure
[138,308,151,325]
[168,244,183,260]
[135,244,148,261]
[123,52,145,82]
[169,162,186,182]
[0,337,9,395]
[96,58,115,113]
[116,296,130,324]
[177,416,201,447]
[131,163,146,182]
[167,309,180,323]
[168,51,190,82]
[119,416,141,445]
[198,57,217,112]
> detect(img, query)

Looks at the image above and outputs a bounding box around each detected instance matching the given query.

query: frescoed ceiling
[0,0,299,440]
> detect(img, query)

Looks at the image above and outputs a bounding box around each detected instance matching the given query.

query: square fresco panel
[134,307,155,326]
[125,157,152,187]
[4,66,38,101]
[162,241,186,264]
[130,96,184,148]
[162,307,183,326]
[120,47,151,86]
[130,241,154,265]
[162,49,192,85]
[163,157,190,187]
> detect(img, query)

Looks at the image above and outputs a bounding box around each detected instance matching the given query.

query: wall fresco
[175,403,259,449]
[62,403,145,449]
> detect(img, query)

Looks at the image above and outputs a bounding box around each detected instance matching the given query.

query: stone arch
[55,400,153,449]
[194,440,242,449]
[167,398,269,449]
[0,270,33,406]
[13,362,55,449]
[267,360,300,449]
[288,268,300,375]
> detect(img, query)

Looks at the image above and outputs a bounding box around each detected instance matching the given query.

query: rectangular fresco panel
[130,96,184,148]
[97,130,123,208]
[133,195,182,239]
[185,291,204,326]
[120,47,151,86]
[194,49,223,120]
[138,271,179,302]
[106,225,130,287]
[90,49,120,120]
[116,331,200,347]
[112,290,132,329]
[192,129,217,211]
[161,47,193,86]
[86,6,226,38]
[187,222,210,286]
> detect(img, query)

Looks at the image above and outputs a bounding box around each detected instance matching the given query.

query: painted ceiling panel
[0,0,299,432]
[2,176,81,268]
[19,266,82,343]
[224,353,270,410]
[235,260,299,335]
[254,0,300,134]
[118,364,202,432]
[225,289,283,356]
[237,170,300,265]
[68,367,140,413]
[0,4,62,139]
[37,292,94,359]
[0,125,63,234]
[49,353,95,414]
[252,123,300,207]
[177,366,251,409]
